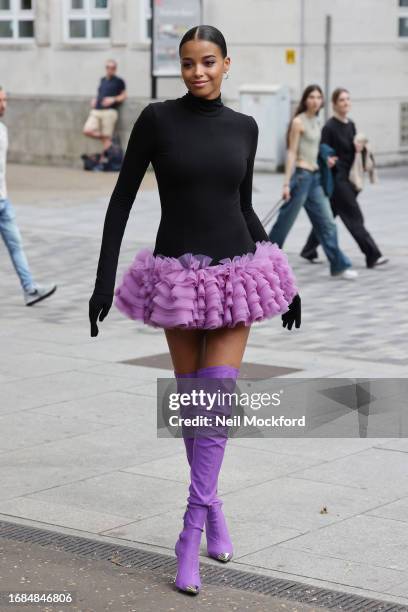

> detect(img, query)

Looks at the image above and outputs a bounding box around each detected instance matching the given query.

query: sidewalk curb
[1,518,406,612]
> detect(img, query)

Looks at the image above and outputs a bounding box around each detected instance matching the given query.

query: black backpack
[81,142,124,172]
[81,152,103,171]
[101,143,124,171]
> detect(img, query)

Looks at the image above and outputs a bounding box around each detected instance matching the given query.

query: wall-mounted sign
[286,49,296,64]
[153,0,202,77]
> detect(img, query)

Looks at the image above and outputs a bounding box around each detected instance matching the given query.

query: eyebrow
[181,54,217,60]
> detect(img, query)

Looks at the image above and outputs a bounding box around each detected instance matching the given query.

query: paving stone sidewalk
[0,164,407,608]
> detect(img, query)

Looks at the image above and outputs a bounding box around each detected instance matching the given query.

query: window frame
[398,0,408,38]
[140,0,152,43]
[0,0,35,43]
[400,102,408,148]
[63,0,111,44]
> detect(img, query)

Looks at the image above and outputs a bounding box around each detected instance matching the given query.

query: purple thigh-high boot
[175,370,222,507]
[174,371,197,468]
[173,365,239,593]
[193,365,239,564]
[174,370,207,594]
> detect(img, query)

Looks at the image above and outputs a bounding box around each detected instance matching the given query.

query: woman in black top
[89,25,300,596]
[301,88,388,268]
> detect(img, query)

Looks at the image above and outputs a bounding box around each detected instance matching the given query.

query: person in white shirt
[0,86,57,305]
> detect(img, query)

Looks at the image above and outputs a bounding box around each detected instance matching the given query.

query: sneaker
[24,283,57,306]
[367,256,389,269]
[332,269,359,280]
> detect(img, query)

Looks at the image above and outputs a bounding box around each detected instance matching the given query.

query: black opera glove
[89,291,114,337]
[281,293,301,330]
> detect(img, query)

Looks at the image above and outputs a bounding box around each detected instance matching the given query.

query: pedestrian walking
[0,86,56,306]
[300,88,388,269]
[268,84,358,280]
[89,25,301,597]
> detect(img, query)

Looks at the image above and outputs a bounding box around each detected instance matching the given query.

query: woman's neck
[334,111,348,123]
[304,109,317,118]
[180,88,224,116]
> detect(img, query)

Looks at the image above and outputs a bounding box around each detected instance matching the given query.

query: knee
[319,219,337,238]
[5,235,21,252]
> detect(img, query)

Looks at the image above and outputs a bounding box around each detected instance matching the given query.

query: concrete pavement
[0,164,408,608]
[1,537,329,612]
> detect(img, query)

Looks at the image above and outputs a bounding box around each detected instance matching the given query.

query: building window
[141,0,152,42]
[0,0,34,41]
[401,102,408,147]
[64,0,110,42]
[399,0,408,37]
[399,17,408,36]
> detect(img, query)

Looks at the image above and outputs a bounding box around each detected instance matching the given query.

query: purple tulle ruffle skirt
[114,240,298,330]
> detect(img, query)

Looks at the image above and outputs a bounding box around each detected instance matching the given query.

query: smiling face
[333,90,352,115]
[179,38,230,99]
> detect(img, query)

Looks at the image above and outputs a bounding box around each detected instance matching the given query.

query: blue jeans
[0,197,34,291]
[268,168,352,275]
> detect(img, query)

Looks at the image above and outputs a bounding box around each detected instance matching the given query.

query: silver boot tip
[217,552,233,562]
[174,579,199,595]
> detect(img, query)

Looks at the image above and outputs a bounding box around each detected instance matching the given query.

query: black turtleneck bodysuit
[94,90,270,296]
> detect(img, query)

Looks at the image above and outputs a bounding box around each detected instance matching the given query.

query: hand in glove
[89,292,113,337]
[281,293,301,330]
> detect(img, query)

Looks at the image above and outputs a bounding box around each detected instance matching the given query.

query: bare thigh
[164,323,251,374]
[202,322,251,369]
[164,328,206,375]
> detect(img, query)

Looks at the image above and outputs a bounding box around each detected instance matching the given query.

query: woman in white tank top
[268,84,358,280]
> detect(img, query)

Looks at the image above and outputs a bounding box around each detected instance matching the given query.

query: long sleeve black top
[93,89,269,296]
[321,116,357,179]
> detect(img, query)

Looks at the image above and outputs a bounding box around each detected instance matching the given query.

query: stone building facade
[0,0,407,166]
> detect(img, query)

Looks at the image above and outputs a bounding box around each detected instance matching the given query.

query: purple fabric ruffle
[114,240,299,329]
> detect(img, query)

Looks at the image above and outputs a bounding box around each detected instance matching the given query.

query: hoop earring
[224,72,229,80]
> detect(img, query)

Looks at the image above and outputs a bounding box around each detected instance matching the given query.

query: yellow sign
[286,49,296,64]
